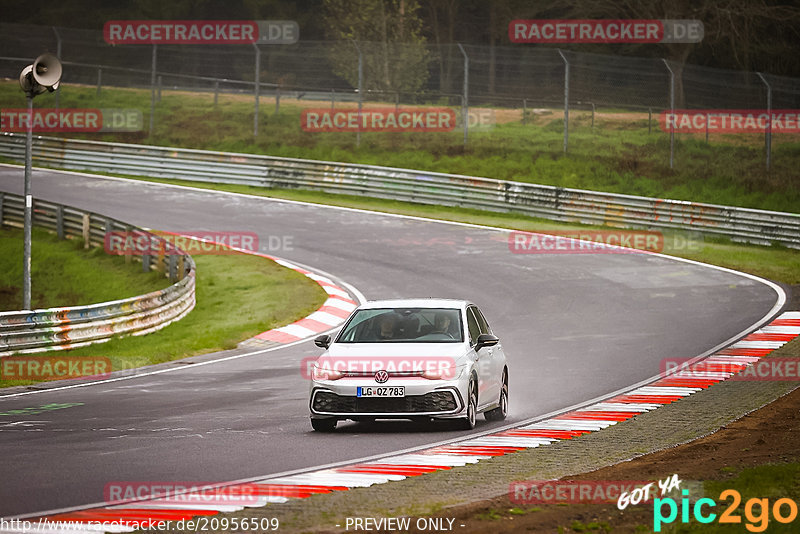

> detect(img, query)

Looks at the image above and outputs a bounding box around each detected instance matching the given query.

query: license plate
[357,386,405,397]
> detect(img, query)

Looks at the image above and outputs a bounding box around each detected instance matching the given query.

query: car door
[473,305,505,405]
[467,306,497,408]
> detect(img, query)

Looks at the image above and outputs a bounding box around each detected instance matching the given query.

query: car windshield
[336,308,463,343]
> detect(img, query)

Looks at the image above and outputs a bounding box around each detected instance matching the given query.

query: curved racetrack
[0,165,782,517]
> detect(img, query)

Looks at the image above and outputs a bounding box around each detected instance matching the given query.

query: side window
[472,307,492,335]
[466,308,481,345]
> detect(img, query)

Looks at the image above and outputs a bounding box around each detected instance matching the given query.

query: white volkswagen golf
[308,298,508,432]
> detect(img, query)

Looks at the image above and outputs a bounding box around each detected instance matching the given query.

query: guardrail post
[56,205,64,239]
[557,49,569,154]
[756,72,772,171]
[142,253,151,273]
[96,67,102,97]
[82,213,90,249]
[104,219,112,249]
[662,58,675,169]
[457,43,469,147]
[253,43,261,138]
[149,44,157,137]
[168,254,177,282]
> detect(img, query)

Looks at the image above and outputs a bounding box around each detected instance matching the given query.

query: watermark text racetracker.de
[509,19,703,44]
[508,230,700,254]
[1,109,143,133]
[662,357,800,381]
[1,357,111,381]
[302,356,458,380]
[660,110,800,133]
[104,230,293,255]
[301,108,495,133]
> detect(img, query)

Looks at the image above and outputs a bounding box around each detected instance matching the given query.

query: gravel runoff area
[150,316,800,534]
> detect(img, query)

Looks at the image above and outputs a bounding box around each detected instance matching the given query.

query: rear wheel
[457,378,478,430]
[311,418,337,432]
[485,370,508,421]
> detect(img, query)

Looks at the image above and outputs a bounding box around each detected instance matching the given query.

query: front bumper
[309,381,465,419]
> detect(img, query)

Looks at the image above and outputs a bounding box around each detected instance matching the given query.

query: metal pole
[523,98,527,124]
[253,43,260,138]
[351,40,363,148]
[648,107,652,134]
[591,102,595,131]
[149,44,157,137]
[557,49,569,153]
[457,43,469,147]
[331,88,335,110]
[275,84,280,115]
[213,80,219,106]
[96,67,102,97]
[23,94,33,310]
[757,72,772,171]
[662,59,675,169]
[53,27,62,111]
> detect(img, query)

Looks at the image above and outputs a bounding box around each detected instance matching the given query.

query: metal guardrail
[1,132,798,248]
[0,190,196,357]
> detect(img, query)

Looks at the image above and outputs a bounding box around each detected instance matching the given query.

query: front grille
[312,390,458,414]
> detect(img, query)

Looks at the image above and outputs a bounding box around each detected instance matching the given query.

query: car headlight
[422,365,463,380]
[312,366,343,381]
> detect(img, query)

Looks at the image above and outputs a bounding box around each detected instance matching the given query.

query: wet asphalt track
[0,165,782,517]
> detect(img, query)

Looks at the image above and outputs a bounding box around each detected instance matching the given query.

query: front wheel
[311,418,337,432]
[485,371,508,421]
[456,378,477,430]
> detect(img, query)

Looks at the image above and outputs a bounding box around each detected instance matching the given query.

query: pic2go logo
[653,489,799,532]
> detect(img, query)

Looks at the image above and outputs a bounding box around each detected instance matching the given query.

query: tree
[323,0,431,95]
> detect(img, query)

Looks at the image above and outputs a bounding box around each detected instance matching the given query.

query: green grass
[1,81,798,213]
[667,463,800,532]
[56,172,800,286]
[0,226,170,311]
[0,229,328,388]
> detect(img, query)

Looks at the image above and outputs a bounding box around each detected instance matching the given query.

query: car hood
[317,342,470,369]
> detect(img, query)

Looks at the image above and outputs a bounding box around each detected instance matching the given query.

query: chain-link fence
[2,22,799,165]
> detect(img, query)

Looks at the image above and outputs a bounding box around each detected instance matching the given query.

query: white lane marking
[629,386,702,395]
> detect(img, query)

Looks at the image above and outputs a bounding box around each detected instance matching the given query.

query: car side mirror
[475,333,499,350]
[314,334,331,349]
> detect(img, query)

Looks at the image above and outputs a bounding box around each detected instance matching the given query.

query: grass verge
[0,229,328,388]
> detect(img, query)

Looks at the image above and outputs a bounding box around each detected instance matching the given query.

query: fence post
[662,58,675,169]
[275,84,280,115]
[648,107,652,134]
[143,253,151,273]
[590,102,595,131]
[522,98,527,124]
[557,49,569,153]
[351,40,363,148]
[53,26,62,111]
[149,44,157,137]
[0,192,4,228]
[253,43,261,138]
[331,88,335,110]
[457,43,469,147]
[756,72,772,171]
[96,67,102,97]
[213,80,219,107]
[157,75,162,102]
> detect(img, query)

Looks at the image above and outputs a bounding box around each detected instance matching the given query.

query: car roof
[356,298,471,310]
